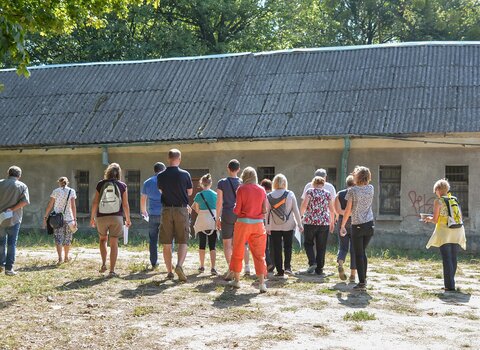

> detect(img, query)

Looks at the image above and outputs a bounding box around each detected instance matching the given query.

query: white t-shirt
[51,186,77,222]
[301,181,336,200]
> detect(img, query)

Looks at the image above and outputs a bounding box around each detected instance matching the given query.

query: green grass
[343,311,376,322]
[133,306,154,317]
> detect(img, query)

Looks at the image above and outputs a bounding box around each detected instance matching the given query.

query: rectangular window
[257,167,275,181]
[326,167,337,189]
[379,166,401,215]
[445,166,468,217]
[75,170,89,213]
[125,170,141,214]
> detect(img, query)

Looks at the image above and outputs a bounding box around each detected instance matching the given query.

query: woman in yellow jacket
[424,179,466,291]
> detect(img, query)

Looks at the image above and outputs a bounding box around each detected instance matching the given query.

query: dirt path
[1,247,479,350]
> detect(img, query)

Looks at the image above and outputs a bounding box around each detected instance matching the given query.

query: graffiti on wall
[408,190,436,216]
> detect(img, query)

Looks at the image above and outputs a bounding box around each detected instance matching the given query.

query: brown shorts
[96,215,123,238]
[160,207,190,244]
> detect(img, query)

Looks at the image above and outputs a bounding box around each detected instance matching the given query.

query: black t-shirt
[337,188,351,225]
[157,166,193,206]
[338,189,348,210]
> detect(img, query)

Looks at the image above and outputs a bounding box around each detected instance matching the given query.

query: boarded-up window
[257,167,275,181]
[75,170,89,213]
[379,166,401,215]
[126,170,141,214]
[445,166,468,217]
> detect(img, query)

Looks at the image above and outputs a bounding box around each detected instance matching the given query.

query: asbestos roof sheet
[1,42,480,148]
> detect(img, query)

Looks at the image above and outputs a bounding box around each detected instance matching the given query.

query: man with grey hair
[301,168,337,200]
[141,162,166,269]
[0,166,30,276]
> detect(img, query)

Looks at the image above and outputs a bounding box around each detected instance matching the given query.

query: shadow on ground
[212,285,258,309]
[57,276,108,291]
[437,290,471,304]
[334,282,372,308]
[17,264,58,272]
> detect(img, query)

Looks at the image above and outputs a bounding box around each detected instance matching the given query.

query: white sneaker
[259,283,267,293]
[5,269,17,276]
[228,280,241,289]
[306,264,317,274]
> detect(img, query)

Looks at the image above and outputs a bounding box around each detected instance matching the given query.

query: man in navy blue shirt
[141,162,165,269]
[157,149,193,281]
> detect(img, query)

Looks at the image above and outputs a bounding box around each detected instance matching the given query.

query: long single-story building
[0,42,479,251]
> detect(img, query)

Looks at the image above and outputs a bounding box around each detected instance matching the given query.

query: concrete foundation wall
[1,137,478,252]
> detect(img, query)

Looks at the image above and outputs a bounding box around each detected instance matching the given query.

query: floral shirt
[51,186,77,222]
[302,188,332,226]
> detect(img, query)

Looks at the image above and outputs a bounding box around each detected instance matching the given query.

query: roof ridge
[2,41,480,73]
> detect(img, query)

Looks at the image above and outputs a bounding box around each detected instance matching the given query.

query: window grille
[379,166,401,215]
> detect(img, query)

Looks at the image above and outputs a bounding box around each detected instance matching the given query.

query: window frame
[75,170,90,213]
[125,169,141,215]
[257,166,275,181]
[378,165,402,216]
[445,165,469,217]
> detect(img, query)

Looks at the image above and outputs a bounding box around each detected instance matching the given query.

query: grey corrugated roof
[1,42,480,149]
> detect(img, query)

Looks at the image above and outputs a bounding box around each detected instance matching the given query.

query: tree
[397,0,480,41]
[0,0,155,89]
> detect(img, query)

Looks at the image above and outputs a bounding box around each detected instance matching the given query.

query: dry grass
[1,246,479,349]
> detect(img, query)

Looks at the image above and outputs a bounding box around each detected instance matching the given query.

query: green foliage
[3,0,480,73]
[343,310,377,321]
[1,0,155,73]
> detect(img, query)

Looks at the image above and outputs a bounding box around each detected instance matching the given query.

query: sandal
[338,265,347,281]
[107,271,119,278]
[99,265,107,273]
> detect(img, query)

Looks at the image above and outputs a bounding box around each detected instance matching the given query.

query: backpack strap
[200,192,216,222]
[442,196,452,220]
[227,178,237,199]
[62,189,71,214]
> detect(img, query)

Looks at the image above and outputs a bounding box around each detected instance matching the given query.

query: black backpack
[267,191,292,225]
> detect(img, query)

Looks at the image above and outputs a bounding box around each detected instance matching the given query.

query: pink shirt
[233,184,266,220]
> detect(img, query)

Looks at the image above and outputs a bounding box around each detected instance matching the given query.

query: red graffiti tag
[408,190,435,217]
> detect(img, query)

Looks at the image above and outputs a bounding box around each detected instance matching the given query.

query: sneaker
[244,265,251,276]
[211,268,218,276]
[166,272,174,280]
[224,270,234,281]
[315,268,324,276]
[259,283,268,294]
[267,264,275,273]
[284,268,293,275]
[353,283,366,291]
[338,265,347,281]
[175,266,187,282]
[198,266,205,273]
[228,280,241,289]
[5,269,17,276]
[349,276,356,283]
[274,272,287,279]
[307,265,317,274]
[152,263,160,271]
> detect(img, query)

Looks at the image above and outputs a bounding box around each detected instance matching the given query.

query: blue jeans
[337,224,356,269]
[148,215,161,266]
[439,243,459,290]
[0,223,20,271]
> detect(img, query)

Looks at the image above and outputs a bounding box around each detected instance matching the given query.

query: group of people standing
[0,151,467,294]
[133,150,376,293]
